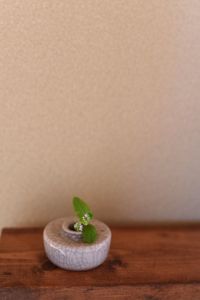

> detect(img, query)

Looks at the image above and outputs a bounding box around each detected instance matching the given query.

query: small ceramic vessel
[43,217,111,271]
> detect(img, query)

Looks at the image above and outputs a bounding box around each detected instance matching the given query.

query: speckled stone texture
[43,217,111,271]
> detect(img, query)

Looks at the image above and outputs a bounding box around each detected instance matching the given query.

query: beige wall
[0,1,200,229]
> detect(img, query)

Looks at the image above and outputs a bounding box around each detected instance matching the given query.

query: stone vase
[43,217,111,271]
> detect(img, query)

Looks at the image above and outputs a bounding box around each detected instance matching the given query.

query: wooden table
[0,225,200,299]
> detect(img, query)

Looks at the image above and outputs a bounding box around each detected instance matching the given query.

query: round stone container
[43,217,111,271]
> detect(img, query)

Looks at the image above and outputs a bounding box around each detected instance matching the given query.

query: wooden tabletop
[1,225,200,299]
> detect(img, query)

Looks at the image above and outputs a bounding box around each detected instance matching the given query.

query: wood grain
[1,225,200,299]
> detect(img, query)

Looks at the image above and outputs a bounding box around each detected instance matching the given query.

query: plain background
[0,1,200,230]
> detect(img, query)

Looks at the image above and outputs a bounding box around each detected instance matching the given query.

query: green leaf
[82,224,97,244]
[73,197,93,223]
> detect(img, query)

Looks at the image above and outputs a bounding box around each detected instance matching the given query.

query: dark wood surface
[1,225,200,299]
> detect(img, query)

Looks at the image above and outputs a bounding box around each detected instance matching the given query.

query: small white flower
[74,222,83,232]
[83,213,90,222]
